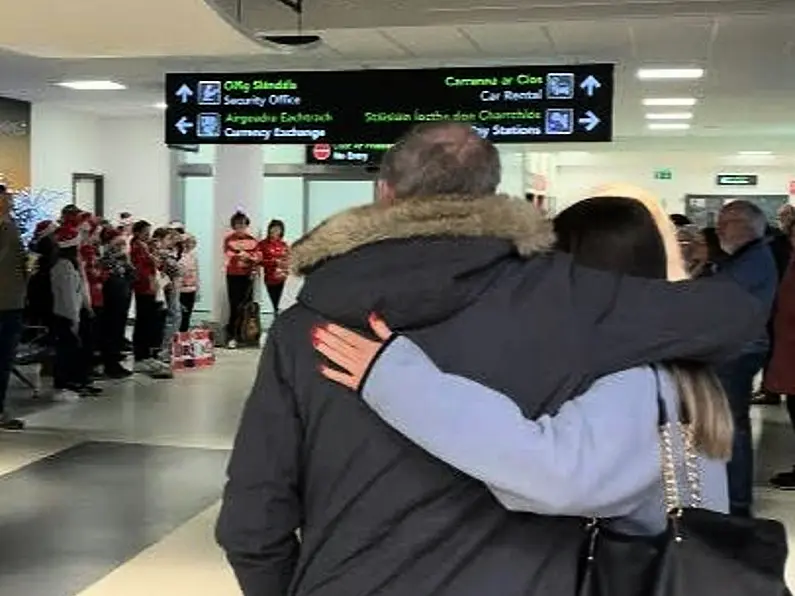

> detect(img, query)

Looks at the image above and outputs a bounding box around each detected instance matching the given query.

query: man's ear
[377,179,396,205]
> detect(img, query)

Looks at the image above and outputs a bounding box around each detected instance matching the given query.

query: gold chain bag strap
[579,366,791,596]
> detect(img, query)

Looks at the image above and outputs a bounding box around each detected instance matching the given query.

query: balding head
[718,199,767,253]
[378,123,502,202]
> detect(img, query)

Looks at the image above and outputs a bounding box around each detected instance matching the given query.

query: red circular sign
[313,144,332,161]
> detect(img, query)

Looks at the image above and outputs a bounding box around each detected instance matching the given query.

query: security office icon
[545,109,574,135]
[197,81,222,106]
[546,73,575,100]
[197,113,222,138]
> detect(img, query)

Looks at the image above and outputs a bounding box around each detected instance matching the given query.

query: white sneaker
[227,339,238,350]
[55,389,81,403]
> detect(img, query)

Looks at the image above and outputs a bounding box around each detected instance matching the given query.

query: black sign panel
[716,174,758,187]
[165,64,613,145]
[305,143,390,165]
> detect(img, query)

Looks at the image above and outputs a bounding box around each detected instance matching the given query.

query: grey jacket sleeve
[361,337,660,518]
[216,324,302,595]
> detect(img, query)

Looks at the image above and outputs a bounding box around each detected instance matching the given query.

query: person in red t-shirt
[223,211,260,348]
[258,219,289,315]
[130,220,160,367]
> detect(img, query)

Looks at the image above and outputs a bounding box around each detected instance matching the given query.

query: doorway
[72,173,105,215]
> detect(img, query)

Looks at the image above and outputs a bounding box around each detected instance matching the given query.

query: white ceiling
[0,0,792,145]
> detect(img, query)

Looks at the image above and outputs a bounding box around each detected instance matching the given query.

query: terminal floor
[1,350,794,595]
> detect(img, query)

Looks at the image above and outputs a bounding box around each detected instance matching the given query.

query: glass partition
[306,179,375,230]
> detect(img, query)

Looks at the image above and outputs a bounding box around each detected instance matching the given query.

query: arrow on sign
[175,84,194,103]
[175,116,194,135]
[578,111,601,132]
[580,75,602,97]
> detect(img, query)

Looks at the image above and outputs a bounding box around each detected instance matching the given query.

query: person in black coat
[99,228,135,378]
[216,123,765,596]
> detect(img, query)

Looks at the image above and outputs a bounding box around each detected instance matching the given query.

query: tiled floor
[1,349,794,595]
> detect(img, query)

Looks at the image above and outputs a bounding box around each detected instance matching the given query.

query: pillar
[212,145,263,324]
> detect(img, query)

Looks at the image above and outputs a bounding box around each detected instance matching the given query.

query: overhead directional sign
[164,64,614,145]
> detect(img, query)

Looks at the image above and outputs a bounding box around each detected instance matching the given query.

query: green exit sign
[654,169,673,180]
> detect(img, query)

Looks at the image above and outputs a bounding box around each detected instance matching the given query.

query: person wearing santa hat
[29,219,57,253]
[51,223,101,398]
[79,217,107,376]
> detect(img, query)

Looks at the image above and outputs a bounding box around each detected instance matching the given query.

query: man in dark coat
[217,123,764,596]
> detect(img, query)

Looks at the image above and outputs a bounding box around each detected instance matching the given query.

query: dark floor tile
[0,441,229,596]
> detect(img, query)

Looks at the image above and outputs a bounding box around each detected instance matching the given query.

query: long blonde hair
[587,184,734,460]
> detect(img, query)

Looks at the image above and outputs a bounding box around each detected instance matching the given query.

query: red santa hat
[54,224,81,248]
[33,220,57,240]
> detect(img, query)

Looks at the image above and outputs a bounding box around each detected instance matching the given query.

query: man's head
[778,204,795,233]
[378,123,501,203]
[717,200,767,254]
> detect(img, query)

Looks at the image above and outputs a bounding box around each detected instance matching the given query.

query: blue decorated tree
[9,188,65,244]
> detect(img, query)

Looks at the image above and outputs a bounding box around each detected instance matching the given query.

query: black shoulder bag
[579,367,790,596]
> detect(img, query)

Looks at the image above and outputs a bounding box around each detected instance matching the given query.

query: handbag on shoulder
[579,367,790,596]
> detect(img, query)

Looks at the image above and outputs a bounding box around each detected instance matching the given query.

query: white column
[212,145,263,323]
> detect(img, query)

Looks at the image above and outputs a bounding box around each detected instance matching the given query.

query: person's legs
[179,291,196,332]
[102,283,129,375]
[0,310,24,429]
[717,352,767,515]
[52,316,83,389]
[133,294,157,364]
[158,290,182,364]
[226,275,248,345]
[266,282,285,314]
[769,394,795,489]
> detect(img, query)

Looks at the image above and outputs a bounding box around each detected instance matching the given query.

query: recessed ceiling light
[738,151,773,156]
[643,97,698,107]
[57,80,126,91]
[645,112,693,120]
[648,122,691,131]
[637,68,704,80]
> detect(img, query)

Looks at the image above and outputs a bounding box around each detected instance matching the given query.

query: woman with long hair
[312,194,733,533]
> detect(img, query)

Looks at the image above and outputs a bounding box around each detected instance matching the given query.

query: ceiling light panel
[642,97,698,107]
[57,80,126,90]
[637,68,704,80]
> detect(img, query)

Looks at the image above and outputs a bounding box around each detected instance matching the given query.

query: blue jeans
[0,310,23,415]
[159,288,182,363]
[717,351,767,515]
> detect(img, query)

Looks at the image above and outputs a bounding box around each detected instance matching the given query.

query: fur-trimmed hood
[291,195,553,275]
[292,195,554,328]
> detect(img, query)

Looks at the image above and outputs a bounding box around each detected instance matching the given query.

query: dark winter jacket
[217,196,765,596]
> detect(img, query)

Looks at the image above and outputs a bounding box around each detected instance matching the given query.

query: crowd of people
[0,201,204,428]
[0,196,292,431]
[216,123,787,596]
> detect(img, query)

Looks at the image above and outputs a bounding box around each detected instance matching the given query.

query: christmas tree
[9,188,65,244]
